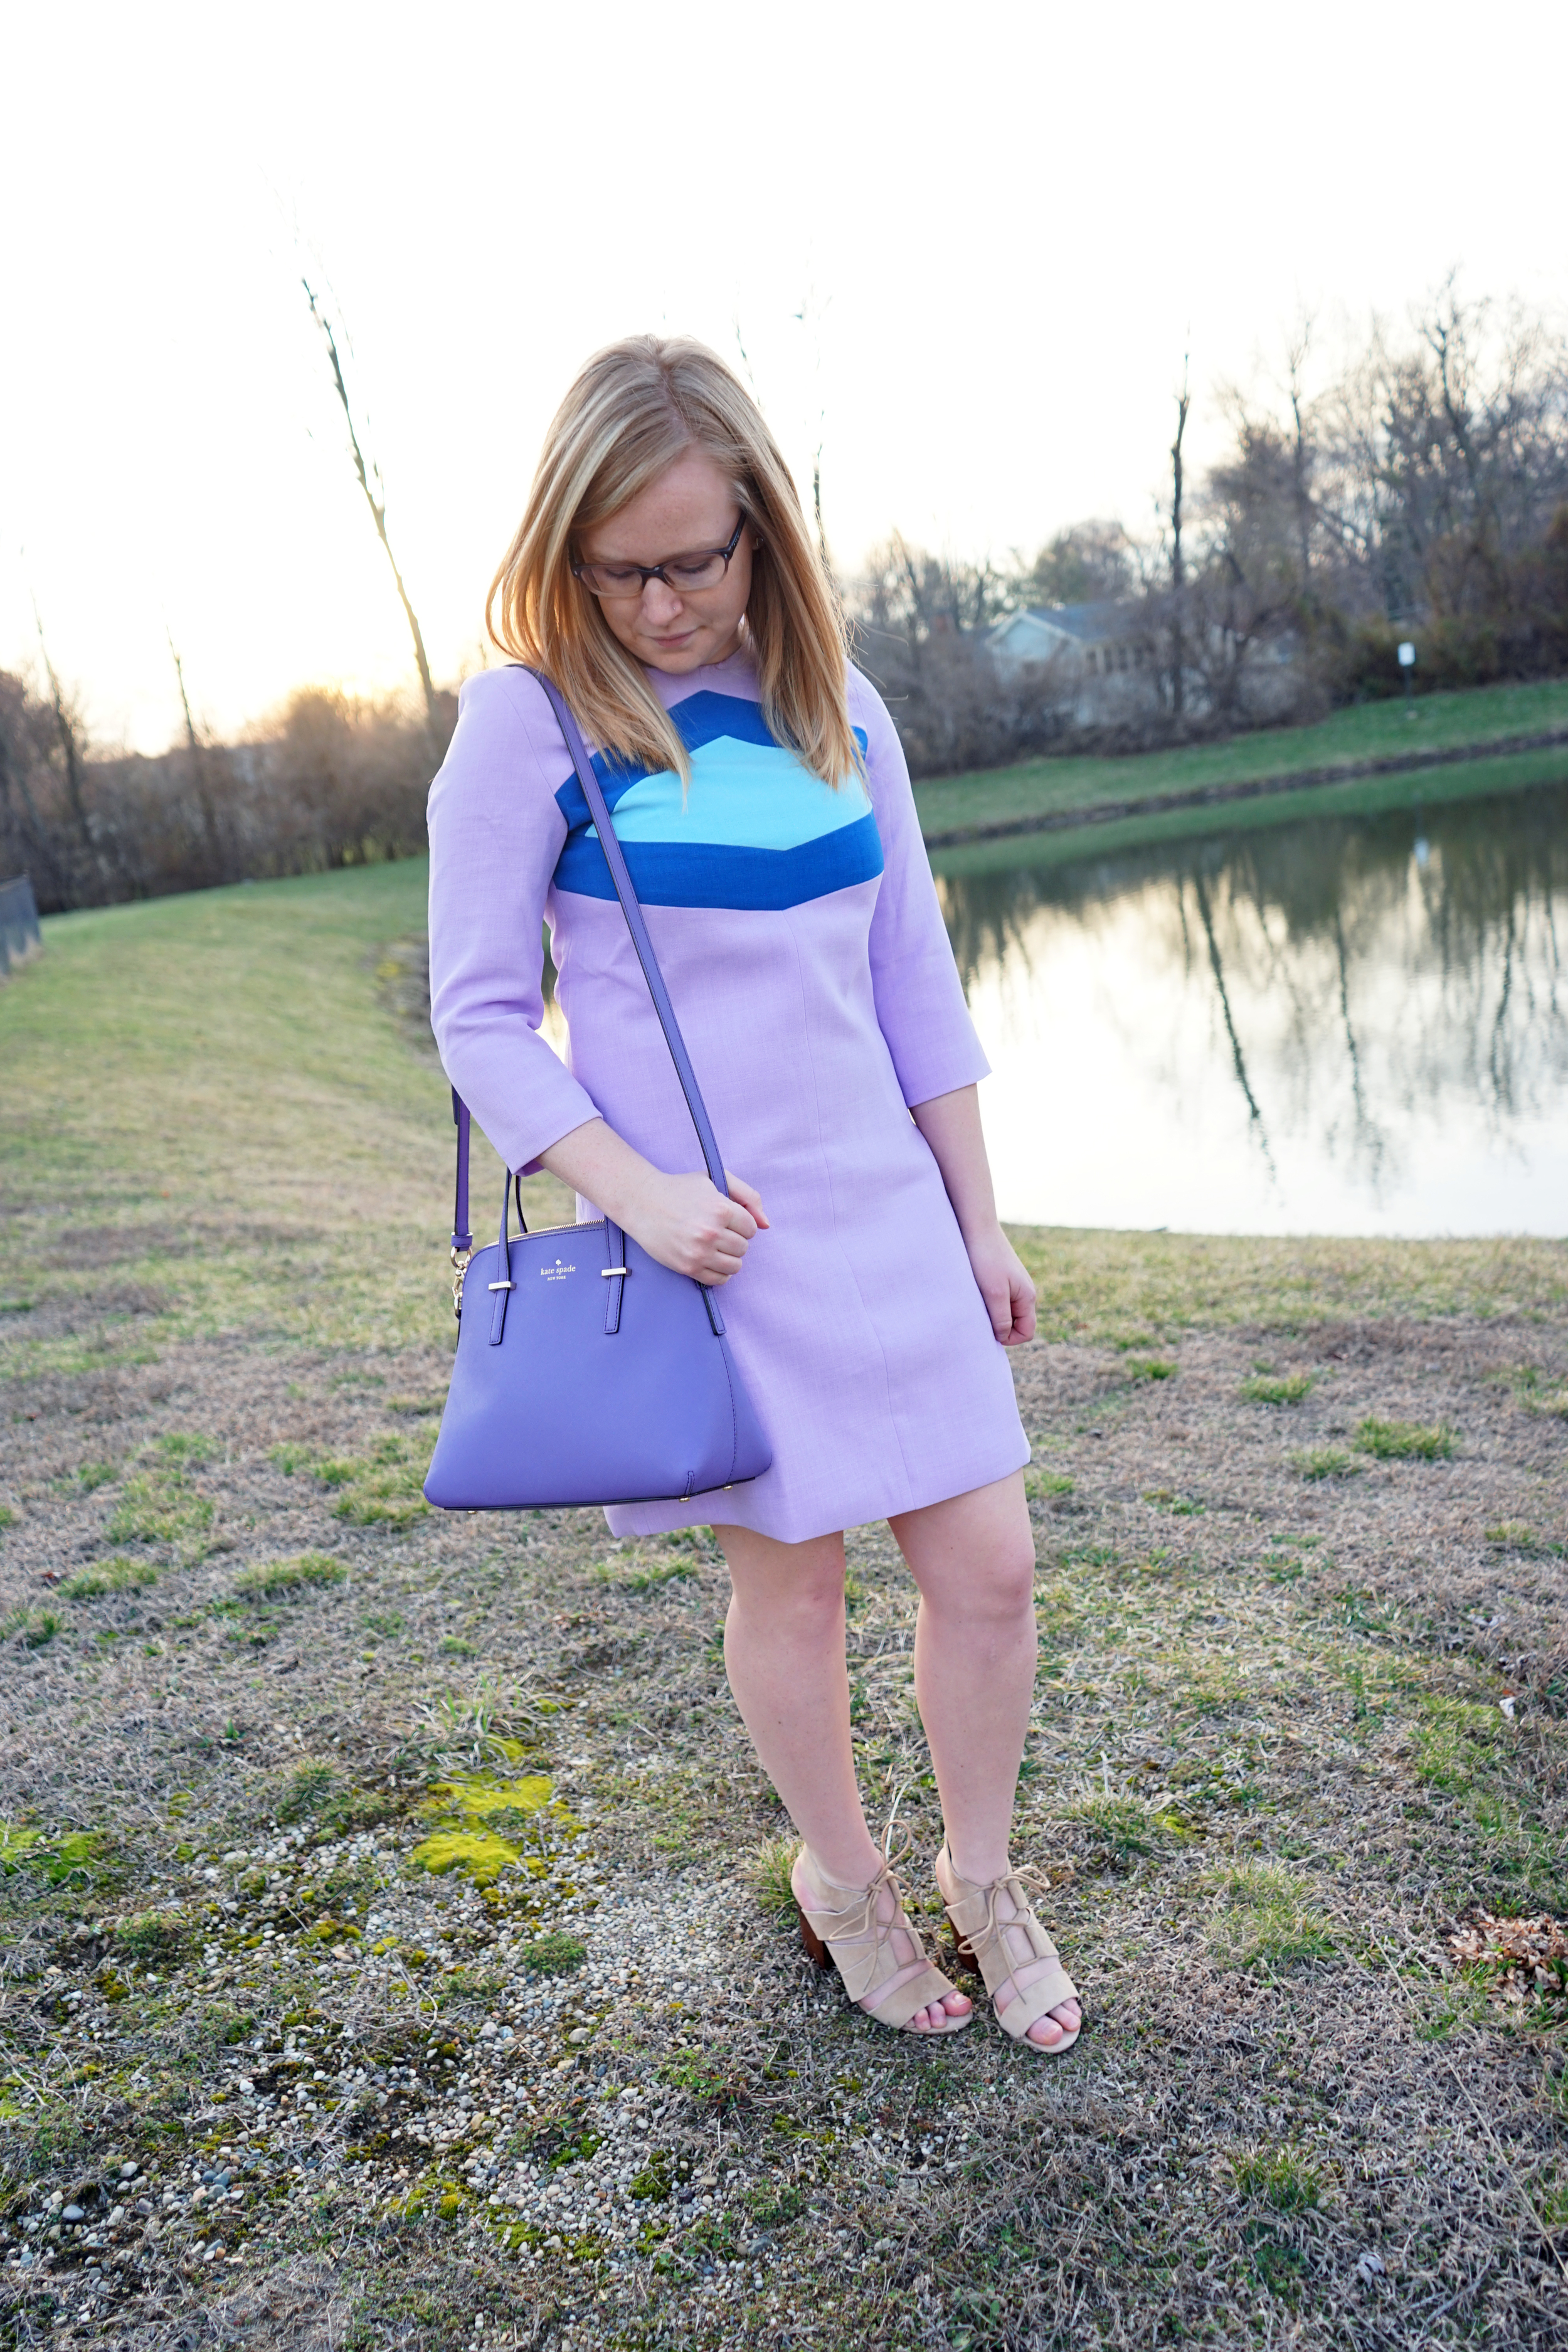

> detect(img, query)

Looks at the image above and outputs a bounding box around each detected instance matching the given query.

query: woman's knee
[721,1533,845,1641]
[921,1532,1036,1626]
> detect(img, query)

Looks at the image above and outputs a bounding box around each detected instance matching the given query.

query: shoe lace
[955,1863,1053,1970]
[807,1840,926,1961]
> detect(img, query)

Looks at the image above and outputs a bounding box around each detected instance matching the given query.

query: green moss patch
[0,1823,110,1884]
[519,1930,587,1973]
[410,1829,520,1887]
[410,1770,555,1885]
[114,1908,189,1961]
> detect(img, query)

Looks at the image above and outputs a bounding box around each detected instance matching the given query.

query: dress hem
[603,1429,1030,1547]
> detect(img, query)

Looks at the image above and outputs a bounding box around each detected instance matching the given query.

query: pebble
[61,2207,84,2223]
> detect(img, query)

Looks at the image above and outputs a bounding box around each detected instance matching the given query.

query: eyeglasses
[572,513,746,600]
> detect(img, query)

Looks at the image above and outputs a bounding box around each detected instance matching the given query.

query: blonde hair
[486,335,859,788]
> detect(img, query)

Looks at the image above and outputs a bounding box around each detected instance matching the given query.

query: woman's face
[577,447,755,673]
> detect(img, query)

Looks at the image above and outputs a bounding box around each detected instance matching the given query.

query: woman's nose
[641,578,684,625]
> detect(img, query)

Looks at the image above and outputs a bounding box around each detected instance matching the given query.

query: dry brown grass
[2,870,1567,2349]
[1,1311,1565,2351]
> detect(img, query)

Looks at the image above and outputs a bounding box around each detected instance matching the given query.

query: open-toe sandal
[935,1844,1081,2053]
[793,1848,970,2035]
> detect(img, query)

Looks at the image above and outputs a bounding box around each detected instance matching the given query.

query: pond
[938,778,1568,1236]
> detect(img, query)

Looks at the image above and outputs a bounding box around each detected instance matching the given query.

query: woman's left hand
[963,1221,1037,1346]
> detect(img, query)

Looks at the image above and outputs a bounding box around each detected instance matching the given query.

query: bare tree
[1168,358,1192,719]
[0,674,63,901]
[31,595,100,891]
[792,287,833,573]
[1024,521,1136,608]
[1283,314,1317,593]
[302,279,437,732]
[167,629,223,877]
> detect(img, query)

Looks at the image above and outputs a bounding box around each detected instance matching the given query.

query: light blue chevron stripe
[591,735,872,852]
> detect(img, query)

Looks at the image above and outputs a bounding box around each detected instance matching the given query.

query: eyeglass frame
[571,512,748,600]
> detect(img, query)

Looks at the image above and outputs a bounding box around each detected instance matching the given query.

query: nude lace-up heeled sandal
[935,1845,1081,2053]
[793,1850,971,2035]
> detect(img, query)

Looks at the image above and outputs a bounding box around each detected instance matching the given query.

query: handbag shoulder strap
[529,669,727,1192]
[447,667,728,1258]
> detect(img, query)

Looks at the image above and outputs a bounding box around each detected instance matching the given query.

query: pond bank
[914,675,1568,859]
[922,723,1568,850]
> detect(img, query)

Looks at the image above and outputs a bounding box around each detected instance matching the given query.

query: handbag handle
[447,667,730,1262]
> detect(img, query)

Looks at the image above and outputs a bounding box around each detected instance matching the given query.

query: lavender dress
[425,650,1027,1544]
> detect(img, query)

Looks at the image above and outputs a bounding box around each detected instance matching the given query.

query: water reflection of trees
[940,783,1568,1203]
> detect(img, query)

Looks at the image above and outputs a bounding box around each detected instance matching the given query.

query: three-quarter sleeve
[426,667,601,1173]
[854,673,992,1107]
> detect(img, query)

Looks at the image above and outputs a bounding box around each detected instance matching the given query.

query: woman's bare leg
[889,1471,1081,2048]
[713,1522,969,2033]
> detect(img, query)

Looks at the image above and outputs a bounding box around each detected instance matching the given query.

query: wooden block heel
[798,1905,831,1970]
[791,1848,970,2033]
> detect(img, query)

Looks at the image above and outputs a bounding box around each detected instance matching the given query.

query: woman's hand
[962,1220,1037,1346]
[908,1084,1036,1346]
[622,1167,768,1285]
[537,1120,767,1287]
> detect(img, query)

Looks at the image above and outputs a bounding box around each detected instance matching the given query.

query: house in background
[987,600,1160,726]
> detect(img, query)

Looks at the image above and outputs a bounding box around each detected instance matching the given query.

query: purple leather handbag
[422,669,773,1513]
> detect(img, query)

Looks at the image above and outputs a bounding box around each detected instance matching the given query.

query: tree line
[852,280,1568,773]
[6,279,1567,910]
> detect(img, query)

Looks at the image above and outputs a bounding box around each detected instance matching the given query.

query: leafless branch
[302,278,437,728]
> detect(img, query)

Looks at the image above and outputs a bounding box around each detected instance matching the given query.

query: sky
[7,0,1568,753]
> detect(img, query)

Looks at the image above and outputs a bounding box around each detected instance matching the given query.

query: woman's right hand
[538,1120,768,1285]
[624,1167,768,1285]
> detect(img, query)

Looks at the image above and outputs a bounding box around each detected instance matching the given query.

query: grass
[1485,1520,1558,1553]
[1290,1446,1365,1481]
[0,862,572,1384]
[3,1606,62,1648]
[1239,1371,1316,1406]
[3,856,1568,2351]
[1011,1225,1568,1343]
[1355,1415,1455,1461]
[104,1456,215,1555]
[744,1835,802,1916]
[58,1556,159,1599]
[1205,1863,1338,1971]
[915,674,1568,845]
[1232,2143,1325,2212]
[1061,1794,1162,1865]
[231,1551,348,1600]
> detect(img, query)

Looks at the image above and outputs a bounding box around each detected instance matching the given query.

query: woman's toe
[942,1991,972,2019]
[1025,2000,1081,2047]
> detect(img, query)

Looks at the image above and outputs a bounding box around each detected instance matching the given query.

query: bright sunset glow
[7,0,1567,750]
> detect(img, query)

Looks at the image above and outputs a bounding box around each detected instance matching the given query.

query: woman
[426,336,1080,2052]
